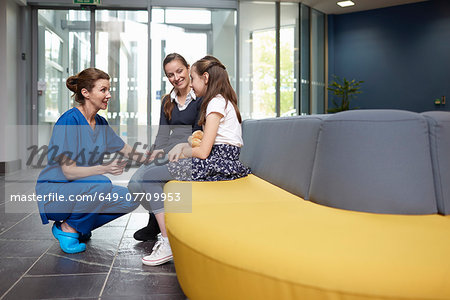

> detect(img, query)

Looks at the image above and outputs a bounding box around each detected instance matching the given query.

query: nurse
[36,67,143,254]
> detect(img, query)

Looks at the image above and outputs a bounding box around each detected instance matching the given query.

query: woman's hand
[168,143,189,162]
[102,160,127,175]
[119,144,160,164]
[181,143,192,159]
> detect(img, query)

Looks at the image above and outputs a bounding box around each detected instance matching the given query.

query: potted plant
[327,75,364,113]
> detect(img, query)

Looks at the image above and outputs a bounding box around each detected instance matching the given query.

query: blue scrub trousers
[38,175,139,234]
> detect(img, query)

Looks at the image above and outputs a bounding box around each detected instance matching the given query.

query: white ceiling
[293,0,429,14]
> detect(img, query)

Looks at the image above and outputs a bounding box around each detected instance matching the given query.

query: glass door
[239,2,276,119]
[37,9,148,148]
[95,10,148,146]
[37,9,91,147]
[150,8,236,126]
[150,8,208,127]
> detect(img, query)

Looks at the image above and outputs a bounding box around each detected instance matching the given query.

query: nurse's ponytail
[66,68,110,105]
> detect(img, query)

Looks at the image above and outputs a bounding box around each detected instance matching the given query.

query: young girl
[141,55,250,266]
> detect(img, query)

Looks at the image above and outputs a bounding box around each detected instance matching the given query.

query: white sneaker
[142,233,173,266]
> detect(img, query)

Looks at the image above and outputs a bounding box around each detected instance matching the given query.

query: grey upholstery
[308,110,437,214]
[422,111,450,215]
[241,116,326,200]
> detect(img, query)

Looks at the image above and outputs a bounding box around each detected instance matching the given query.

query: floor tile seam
[97,214,132,299]
[2,181,25,189]
[111,267,178,276]
[3,184,37,194]
[0,238,54,241]
[46,252,112,268]
[0,213,33,238]
[3,187,41,211]
[35,297,99,300]
[3,183,36,191]
[0,256,46,259]
[0,242,54,300]
[4,179,38,182]
[23,272,109,278]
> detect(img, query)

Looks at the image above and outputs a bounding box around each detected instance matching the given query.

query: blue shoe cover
[52,222,86,254]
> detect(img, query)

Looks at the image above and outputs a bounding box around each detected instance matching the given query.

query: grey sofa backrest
[308,110,438,214]
[241,115,326,200]
[422,111,450,215]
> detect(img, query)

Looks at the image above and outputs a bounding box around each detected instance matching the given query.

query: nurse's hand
[103,160,127,175]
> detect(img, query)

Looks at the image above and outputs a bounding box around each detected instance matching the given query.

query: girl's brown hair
[193,55,242,126]
[66,68,110,105]
[162,53,190,120]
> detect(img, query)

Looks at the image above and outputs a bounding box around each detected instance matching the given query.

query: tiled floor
[0,169,186,300]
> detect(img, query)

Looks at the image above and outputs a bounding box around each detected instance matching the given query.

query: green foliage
[327,75,364,113]
[253,31,276,116]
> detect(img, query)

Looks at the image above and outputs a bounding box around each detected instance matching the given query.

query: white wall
[0,0,20,164]
[212,10,236,87]
[0,0,7,163]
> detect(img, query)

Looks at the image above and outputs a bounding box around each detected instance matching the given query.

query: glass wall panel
[37,9,91,146]
[280,3,299,116]
[68,10,90,75]
[150,8,236,127]
[311,9,325,114]
[239,2,276,119]
[300,4,310,114]
[211,9,237,89]
[150,8,208,128]
[95,10,148,146]
[36,6,238,154]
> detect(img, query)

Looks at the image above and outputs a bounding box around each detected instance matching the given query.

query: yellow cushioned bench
[165,175,450,300]
[164,111,450,299]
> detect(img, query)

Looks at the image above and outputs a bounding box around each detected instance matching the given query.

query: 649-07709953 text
[10,192,182,202]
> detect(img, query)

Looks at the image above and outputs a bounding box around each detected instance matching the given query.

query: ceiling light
[337,1,355,8]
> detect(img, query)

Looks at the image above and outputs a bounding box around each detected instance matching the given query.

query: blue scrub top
[35,107,125,219]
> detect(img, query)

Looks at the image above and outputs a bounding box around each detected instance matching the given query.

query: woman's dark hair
[66,68,110,105]
[193,55,242,126]
[162,53,190,120]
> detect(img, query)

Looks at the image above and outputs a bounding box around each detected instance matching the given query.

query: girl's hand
[103,160,127,175]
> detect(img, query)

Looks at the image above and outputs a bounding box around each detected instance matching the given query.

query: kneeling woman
[36,68,144,254]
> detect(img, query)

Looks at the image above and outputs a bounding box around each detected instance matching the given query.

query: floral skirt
[167,144,251,181]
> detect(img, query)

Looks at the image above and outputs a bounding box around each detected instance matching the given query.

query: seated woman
[128,53,202,242]
[35,67,145,254]
[140,56,251,266]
